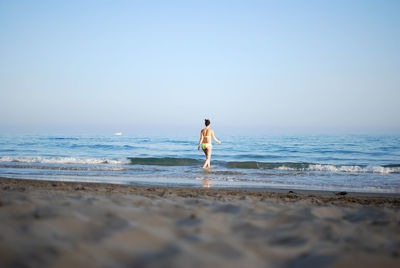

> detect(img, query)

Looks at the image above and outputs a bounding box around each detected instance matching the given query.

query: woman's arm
[212,130,222,144]
[198,131,204,150]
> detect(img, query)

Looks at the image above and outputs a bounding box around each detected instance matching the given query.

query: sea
[0,134,399,193]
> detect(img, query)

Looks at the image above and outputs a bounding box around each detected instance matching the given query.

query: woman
[198,119,222,168]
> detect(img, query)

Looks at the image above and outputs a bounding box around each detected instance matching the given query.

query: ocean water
[0,134,399,193]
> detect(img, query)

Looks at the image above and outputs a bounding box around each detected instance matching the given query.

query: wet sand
[1,177,400,267]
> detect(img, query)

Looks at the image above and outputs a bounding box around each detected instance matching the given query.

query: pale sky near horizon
[1,0,399,135]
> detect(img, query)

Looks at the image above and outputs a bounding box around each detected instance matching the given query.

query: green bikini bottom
[201,143,212,150]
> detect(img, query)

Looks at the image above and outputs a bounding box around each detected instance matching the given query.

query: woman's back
[202,128,212,143]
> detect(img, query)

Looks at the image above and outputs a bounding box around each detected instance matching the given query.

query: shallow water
[0,134,399,193]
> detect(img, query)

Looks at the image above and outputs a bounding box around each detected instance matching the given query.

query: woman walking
[198,119,221,168]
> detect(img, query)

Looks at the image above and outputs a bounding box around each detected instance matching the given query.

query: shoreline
[1,177,400,267]
[1,177,400,203]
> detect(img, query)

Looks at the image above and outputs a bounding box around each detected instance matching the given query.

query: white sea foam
[308,164,400,174]
[276,166,298,171]
[277,164,399,174]
[0,156,127,165]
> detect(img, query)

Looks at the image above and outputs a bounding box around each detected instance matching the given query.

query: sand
[1,178,399,268]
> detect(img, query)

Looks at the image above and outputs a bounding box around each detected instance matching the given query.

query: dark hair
[204,119,210,126]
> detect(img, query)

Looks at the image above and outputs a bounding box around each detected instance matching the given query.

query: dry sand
[1,177,400,268]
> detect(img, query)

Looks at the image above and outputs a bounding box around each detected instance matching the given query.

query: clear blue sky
[1,0,399,135]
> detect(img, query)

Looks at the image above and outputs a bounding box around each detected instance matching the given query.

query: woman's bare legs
[202,147,212,168]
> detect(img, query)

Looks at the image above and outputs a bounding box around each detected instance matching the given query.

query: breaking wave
[1,156,399,174]
[279,164,400,174]
[0,156,126,165]
[127,157,400,174]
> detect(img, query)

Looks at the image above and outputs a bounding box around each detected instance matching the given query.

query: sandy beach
[1,178,399,268]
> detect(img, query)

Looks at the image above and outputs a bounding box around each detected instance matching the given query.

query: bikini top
[202,129,212,138]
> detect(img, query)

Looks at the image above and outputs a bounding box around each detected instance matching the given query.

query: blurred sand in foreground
[1,178,399,268]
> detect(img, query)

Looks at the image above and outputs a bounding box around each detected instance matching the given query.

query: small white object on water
[114,132,122,136]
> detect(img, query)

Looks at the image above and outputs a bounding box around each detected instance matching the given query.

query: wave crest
[1,156,398,174]
[226,161,400,174]
[0,156,126,165]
